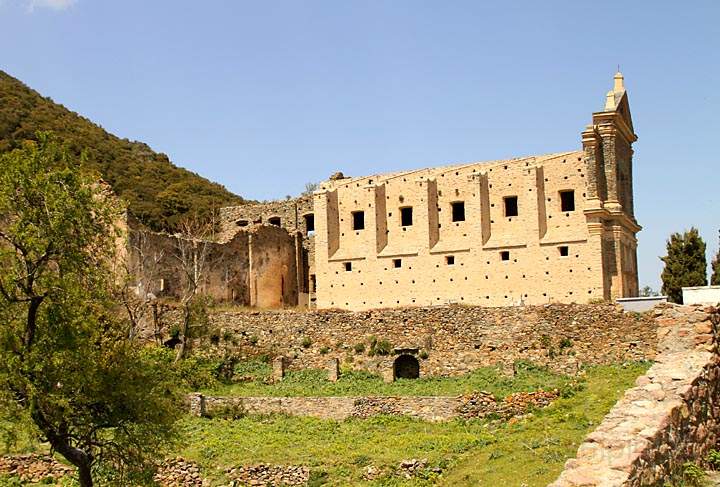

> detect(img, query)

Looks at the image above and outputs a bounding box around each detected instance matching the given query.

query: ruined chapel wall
[249,225,298,308]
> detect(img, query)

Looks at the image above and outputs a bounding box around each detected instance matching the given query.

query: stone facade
[188,303,656,376]
[314,73,639,310]
[550,304,720,486]
[218,73,640,311]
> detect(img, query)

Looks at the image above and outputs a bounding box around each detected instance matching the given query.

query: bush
[302,337,313,349]
[373,339,392,356]
[559,338,572,349]
[249,335,259,345]
[419,350,429,360]
[319,347,330,355]
[353,342,366,354]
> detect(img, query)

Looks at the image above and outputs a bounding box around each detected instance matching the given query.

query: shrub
[206,402,245,420]
[559,338,572,349]
[708,449,720,469]
[301,337,313,349]
[353,342,366,354]
[319,347,330,355]
[249,335,259,345]
[368,337,392,357]
[419,350,429,360]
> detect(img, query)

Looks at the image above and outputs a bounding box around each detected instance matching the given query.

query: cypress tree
[660,228,707,303]
[711,230,720,286]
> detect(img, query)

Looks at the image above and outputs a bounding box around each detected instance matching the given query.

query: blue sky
[1,0,718,290]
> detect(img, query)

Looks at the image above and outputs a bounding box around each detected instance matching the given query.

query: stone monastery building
[215,72,640,311]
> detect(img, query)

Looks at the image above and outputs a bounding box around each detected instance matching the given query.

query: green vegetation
[661,227,708,303]
[177,362,649,486]
[0,138,181,486]
[0,70,243,231]
[206,359,593,398]
[712,231,720,286]
[1,362,649,486]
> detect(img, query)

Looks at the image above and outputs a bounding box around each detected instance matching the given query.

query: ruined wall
[550,304,720,487]
[128,225,299,307]
[195,303,657,376]
[218,195,315,302]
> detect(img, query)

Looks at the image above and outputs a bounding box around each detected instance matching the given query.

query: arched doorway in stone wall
[393,354,420,379]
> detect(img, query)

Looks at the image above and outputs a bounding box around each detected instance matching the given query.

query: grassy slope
[0,70,243,231]
[181,362,649,486]
[0,363,648,486]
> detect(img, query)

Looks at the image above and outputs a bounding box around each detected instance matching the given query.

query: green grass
[178,362,649,486]
[0,362,650,486]
[203,360,576,398]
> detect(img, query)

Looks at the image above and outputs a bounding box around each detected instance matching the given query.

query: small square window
[446,255,455,265]
[344,262,352,272]
[451,201,465,222]
[393,258,402,268]
[500,251,510,261]
[352,211,365,230]
[559,246,569,257]
[268,217,281,226]
[504,196,518,217]
[560,190,575,212]
[400,207,413,226]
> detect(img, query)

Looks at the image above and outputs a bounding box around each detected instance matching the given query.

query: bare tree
[171,215,214,362]
[119,229,169,342]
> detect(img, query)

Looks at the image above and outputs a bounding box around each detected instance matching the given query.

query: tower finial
[613,70,625,92]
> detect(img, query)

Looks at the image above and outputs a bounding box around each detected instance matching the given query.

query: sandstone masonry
[550,304,720,486]
[218,72,641,311]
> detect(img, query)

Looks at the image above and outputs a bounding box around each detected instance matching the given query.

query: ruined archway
[393,354,420,380]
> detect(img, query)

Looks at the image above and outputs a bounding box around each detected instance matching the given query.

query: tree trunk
[174,304,191,363]
[77,461,93,487]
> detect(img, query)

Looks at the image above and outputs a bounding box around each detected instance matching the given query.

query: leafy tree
[712,230,720,286]
[660,228,707,303]
[639,286,658,297]
[0,136,180,486]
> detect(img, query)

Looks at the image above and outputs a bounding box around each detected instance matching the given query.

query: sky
[0,0,718,291]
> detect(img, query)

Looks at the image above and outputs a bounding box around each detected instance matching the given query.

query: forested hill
[0,70,244,231]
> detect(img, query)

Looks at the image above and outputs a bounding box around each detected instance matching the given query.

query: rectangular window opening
[446,255,455,265]
[451,201,465,222]
[236,220,249,227]
[500,251,510,261]
[268,217,281,226]
[344,262,352,272]
[304,213,315,233]
[400,207,413,226]
[352,211,365,230]
[560,190,576,212]
[559,246,569,257]
[504,196,518,217]
[393,258,402,268]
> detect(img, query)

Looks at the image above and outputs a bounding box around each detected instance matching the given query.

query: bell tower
[581,72,641,299]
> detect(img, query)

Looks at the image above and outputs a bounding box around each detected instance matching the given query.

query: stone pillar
[188,393,205,417]
[272,356,286,382]
[327,358,340,382]
[382,365,395,384]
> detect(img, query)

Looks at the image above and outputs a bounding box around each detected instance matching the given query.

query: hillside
[0,70,244,231]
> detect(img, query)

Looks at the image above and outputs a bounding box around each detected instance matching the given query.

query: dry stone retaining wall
[189,390,559,422]
[550,304,720,486]
[196,303,656,376]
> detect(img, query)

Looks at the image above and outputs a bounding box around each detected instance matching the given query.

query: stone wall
[550,304,720,486]
[198,303,656,376]
[188,390,558,422]
[128,225,300,307]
